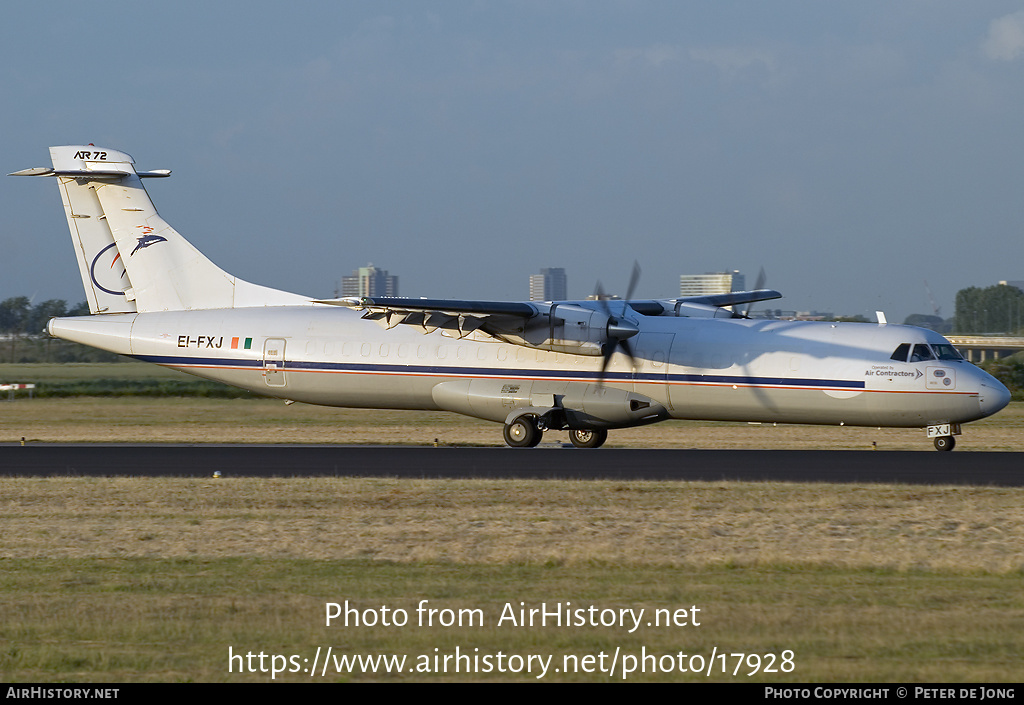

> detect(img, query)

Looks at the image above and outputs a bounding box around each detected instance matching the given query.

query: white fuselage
[49,305,1009,430]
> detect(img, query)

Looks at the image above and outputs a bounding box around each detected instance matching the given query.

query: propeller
[595,261,641,385]
[740,266,767,319]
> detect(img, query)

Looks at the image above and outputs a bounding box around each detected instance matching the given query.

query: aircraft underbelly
[666,379,980,427]
[156,356,983,429]
[164,362,444,410]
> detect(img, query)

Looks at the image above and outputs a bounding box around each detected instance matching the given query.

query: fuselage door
[263,338,287,387]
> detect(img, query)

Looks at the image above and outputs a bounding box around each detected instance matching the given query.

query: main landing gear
[502,414,609,449]
[568,428,608,449]
[502,414,542,448]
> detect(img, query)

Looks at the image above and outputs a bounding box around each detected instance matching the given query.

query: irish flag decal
[230,337,253,350]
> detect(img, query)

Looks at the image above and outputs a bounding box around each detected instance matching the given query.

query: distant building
[529,267,568,301]
[999,280,1024,292]
[679,270,745,297]
[340,264,399,298]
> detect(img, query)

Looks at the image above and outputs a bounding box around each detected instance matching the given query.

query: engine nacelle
[485,303,639,356]
[673,301,736,318]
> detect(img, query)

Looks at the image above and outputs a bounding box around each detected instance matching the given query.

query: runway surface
[1,444,1021,486]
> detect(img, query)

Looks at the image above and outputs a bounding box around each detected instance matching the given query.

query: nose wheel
[927,424,960,452]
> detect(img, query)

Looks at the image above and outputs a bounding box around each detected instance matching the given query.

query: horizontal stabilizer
[10,167,171,178]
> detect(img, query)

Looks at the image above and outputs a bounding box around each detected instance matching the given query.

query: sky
[2,1,1023,323]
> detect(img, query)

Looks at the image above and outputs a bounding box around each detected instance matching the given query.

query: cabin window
[932,344,963,361]
[890,343,910,362]
[910,344,935,362]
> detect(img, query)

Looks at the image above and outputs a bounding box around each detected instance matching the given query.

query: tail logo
[131,226,168,256]
[89,242,128,296]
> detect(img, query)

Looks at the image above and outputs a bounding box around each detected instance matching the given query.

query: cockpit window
[890,343,911,362]
[892,342,963,363]
[910,344,935,362]
[932,344,963,361]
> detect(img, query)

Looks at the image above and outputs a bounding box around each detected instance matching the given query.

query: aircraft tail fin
[10,146,309,313]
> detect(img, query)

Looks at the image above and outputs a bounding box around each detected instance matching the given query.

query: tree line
[0,297,119,363]
[0,297,89,335]
[954,284,1024,335]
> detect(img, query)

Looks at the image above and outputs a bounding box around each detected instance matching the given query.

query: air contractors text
[866,365,921,378]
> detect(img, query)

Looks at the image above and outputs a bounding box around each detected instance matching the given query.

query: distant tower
[679,270,745,297]
[340,264,399,298]
[529,267,568,301]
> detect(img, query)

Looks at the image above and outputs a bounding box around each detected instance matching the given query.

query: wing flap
[316,296,537,317]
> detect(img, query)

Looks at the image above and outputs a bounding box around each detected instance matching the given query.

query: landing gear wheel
[503,415,542,448]
[933,435,956,452]
[568,428,608,449]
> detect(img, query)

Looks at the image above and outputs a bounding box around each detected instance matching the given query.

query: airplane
[10,145,1011,451]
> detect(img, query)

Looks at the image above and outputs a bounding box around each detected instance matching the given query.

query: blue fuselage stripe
[135,354,867,389]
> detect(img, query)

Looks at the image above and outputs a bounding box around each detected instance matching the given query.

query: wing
[675,289,782,308]
[315,296,538,338]
[315,286,785,354]
[671,289,782,318]
[316,296,627,356]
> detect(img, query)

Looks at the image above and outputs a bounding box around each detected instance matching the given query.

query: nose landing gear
[926,423,961,452]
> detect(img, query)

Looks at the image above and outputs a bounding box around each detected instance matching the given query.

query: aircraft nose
[979,380,1011,418]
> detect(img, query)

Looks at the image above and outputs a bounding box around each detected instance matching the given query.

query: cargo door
[263,338,287,387]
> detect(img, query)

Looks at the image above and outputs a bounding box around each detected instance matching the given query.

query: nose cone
[979,379,1011,419]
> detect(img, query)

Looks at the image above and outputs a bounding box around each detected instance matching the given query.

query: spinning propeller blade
[741,266,767,319]
[595,262,642,385]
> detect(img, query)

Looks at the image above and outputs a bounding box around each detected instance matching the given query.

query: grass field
[1,366,1022,681]
[1,477,1022,682]
[0,362,187,382]
[2,396,1024,449]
